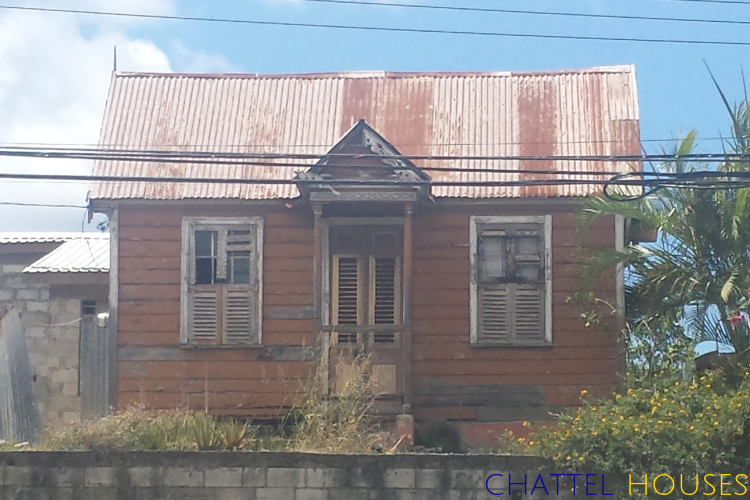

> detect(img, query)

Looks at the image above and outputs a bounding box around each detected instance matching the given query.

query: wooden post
[312,204,329,395]
[402,205,413,414]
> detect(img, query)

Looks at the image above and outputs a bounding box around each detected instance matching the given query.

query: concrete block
[17,289,39,301]
[62,383,78,397]
[267,468,304,488]
[216,488,257,500]
[384,469,415,489]
[50,369,77,384]
[295,488,327,500]
[416,469,444,489]
[164,467,203,487]
[5,467,33,486]
[350,468,375,488]
[305,468,345,488]
[450,469,485,489]
[257,487,295,500]
[0,290,13,300]
[394,490,433,500]
[27,301,49,312]
[56,468,84,487]
[2,264,26,273]
[243,467,267,487]
[128,467,160,487]
[26,326,47,339]
[3,277,24,289]
[485,473,508,495]
[328,489,369,500]
[85,467,116,486]
[39,289,50,301]
[205,468,243,487]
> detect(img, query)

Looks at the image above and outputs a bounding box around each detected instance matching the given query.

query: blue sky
[0,0,749,230]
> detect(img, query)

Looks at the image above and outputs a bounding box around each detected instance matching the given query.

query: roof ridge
[114,64,634,80]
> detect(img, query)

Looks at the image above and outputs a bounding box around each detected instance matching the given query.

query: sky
[0,0,749,230]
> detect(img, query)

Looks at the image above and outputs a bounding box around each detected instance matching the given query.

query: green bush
[524,374,750,498]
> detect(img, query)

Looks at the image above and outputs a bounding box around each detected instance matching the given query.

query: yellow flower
[580,389,588,396]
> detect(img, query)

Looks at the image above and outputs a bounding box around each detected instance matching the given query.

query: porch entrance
[326,224,404,413]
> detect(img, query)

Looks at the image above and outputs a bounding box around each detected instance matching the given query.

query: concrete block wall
[0,452,607,499]
[0,264,83,431]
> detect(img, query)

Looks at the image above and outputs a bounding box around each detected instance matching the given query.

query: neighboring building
[0,233,109,430]
[88,66,639,446]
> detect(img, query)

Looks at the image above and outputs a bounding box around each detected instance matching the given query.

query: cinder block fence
[0,451,601,499]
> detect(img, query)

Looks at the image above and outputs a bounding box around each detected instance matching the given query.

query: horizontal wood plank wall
[410,205,619,423]
[117,204,315,418]
[116,202,618,422]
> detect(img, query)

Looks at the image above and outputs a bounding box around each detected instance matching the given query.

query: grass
[13,354,383,453]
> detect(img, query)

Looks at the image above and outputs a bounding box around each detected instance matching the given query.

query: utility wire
[0,201,87,209]
[0,145,748,165]
[298,0,750,27]
[0,135,736,147]
[3,4,750,46]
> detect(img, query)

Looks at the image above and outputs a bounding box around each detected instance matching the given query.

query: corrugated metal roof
[23,235,109,274]
[89,66,640,200]
[0,232,101,244]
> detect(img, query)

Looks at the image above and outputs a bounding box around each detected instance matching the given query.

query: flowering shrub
[525,374,750,497]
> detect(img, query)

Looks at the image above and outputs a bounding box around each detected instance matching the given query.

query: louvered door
[328,225,403,407]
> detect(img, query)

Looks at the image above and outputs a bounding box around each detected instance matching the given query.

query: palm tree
[577,87,750,384]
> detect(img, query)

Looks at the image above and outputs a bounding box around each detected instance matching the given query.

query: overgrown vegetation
[17,354,382,453]
[521,373,750,497]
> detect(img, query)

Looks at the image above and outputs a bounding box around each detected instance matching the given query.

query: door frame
[320,217,406,400]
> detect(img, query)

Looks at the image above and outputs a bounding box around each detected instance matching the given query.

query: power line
[3,4,750,46]
[0,134,737,148]
[0,201,87,209]
[652,0,750,5]
[298,0,750,27]
[0,145,748,165]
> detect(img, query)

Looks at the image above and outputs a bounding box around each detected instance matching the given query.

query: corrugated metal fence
[0,307,41,443]
[79,314,110,420]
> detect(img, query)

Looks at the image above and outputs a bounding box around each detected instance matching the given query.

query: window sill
[180,343,263,349]
[470,340,553,348]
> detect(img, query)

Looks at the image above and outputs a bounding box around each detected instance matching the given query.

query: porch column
[402,204,414,414]
[313,203,324,339]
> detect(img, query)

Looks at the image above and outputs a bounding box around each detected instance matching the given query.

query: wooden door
[328,225,403,410]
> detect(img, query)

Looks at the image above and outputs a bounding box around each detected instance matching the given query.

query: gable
[304,120,430,183]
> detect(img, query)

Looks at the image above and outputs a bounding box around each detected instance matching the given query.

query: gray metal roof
[89,65,641,201]
[23,235,109,274]
[0,233,92,244]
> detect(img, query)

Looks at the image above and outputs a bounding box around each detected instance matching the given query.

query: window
[470,216,552,345]
[180,217,263,346]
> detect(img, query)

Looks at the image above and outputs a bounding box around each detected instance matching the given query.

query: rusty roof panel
[90,66,640,200]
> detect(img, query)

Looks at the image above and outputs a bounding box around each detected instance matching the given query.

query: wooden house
[88,66,640,447]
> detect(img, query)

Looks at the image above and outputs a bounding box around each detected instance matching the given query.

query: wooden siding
[117,204,314,417]
[115,202,618,421]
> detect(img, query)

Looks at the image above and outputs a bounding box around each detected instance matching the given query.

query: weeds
[16,355,382,453]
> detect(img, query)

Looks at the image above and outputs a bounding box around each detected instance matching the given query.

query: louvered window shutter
[476,222,547,344]
[373,257,397,325]
[185,221,261,345]
[478,285,510,341]
[221,228,257,344]
[334,256,360,326]
[189,288,219,342]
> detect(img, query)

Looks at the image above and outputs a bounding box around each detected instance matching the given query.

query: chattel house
[88,65,639,447]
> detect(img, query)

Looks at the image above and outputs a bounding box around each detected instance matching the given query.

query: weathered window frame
[180,216,264,346]
[469,215,552,346]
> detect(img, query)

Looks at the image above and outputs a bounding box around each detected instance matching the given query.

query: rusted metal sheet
[90,65,640,201]
[0,307,41,443]
[79,315,110,419]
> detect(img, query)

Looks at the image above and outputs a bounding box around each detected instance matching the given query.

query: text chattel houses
[87,66,639,449]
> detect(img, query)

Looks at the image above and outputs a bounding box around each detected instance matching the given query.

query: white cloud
[170,39,240,73]
[0,0,232,230]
